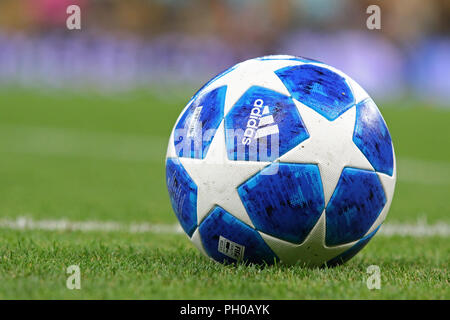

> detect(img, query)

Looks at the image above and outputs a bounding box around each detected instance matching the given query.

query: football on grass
[165,55,396,266]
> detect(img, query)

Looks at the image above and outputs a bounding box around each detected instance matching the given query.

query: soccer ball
[165,55,396,267]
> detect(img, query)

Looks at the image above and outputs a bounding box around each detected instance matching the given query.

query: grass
[0,230,447,299]
[0,88,448,299]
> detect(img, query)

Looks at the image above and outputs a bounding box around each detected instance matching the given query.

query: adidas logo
[242,98,279,146]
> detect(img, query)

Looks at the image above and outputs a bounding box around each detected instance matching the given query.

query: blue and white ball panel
[190,228,210,259]
[198,206,279,264]
[276,64,355,120]
[325,167,386,246]
[224,86,309,161]
[186,65,239,107]
[255,55,323,64]
[353,98,394,176]
[363,153,397,237]
[344,74,371,104]
[238,163,324,244]
[174,86,227,159]
[165,158,198,237]
[326,225,381,266]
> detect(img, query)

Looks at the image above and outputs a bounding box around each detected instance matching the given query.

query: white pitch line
[379,221,450,237]
[0,217,448,237]
[0,216,183,234]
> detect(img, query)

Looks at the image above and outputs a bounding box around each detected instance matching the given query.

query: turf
[0,89,448,299]
[0,230,447,299]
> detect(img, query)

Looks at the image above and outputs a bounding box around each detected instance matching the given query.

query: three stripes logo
[254,105,279,138]
[241,98,279,146]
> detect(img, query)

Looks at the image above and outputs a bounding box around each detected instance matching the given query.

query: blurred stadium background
[0,0,449,104]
